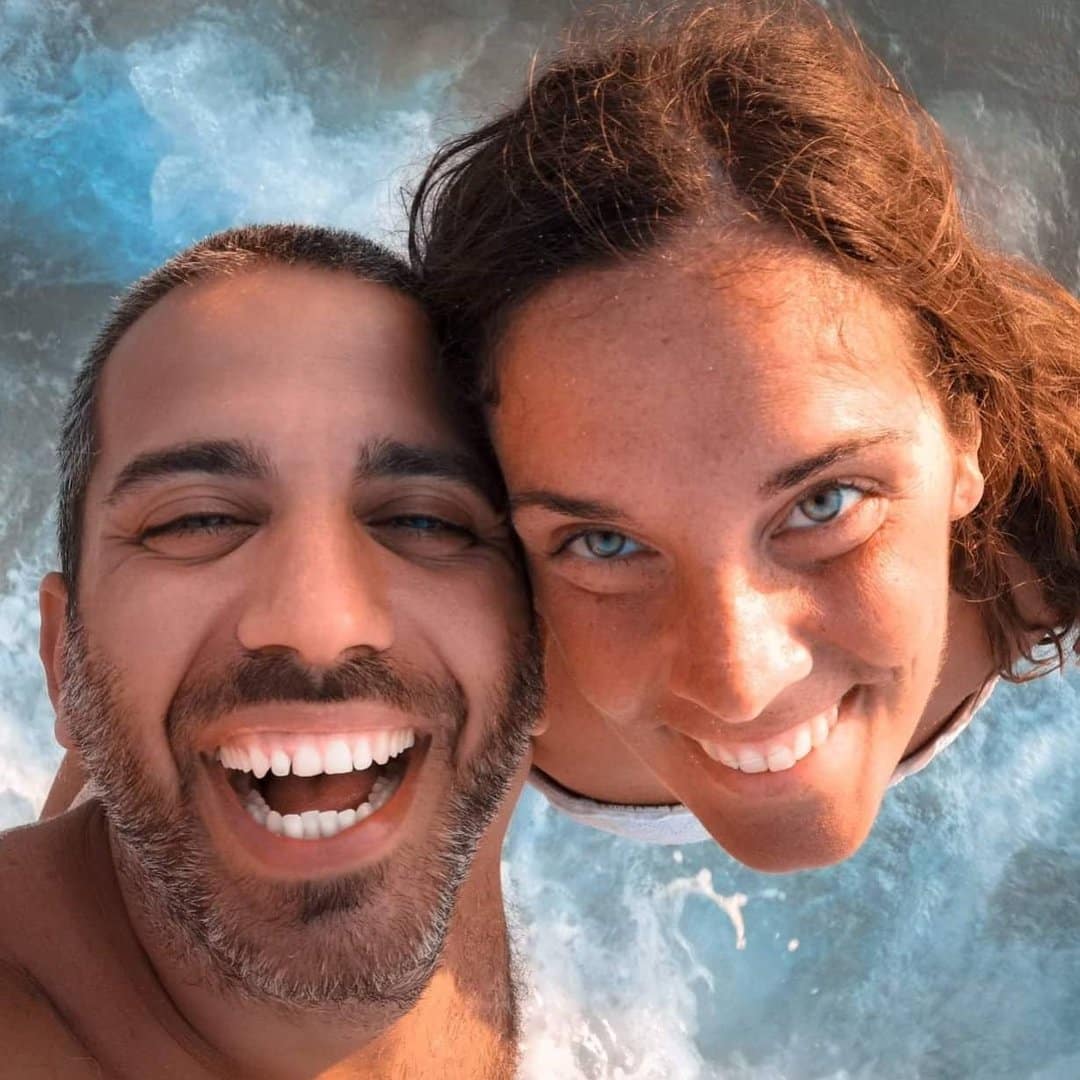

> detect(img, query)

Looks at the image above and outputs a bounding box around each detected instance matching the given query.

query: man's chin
[190,872,448,1011]
[109,798,457,1010]
[96,740,505,1010]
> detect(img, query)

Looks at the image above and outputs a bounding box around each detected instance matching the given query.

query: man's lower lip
[198,742,429,881]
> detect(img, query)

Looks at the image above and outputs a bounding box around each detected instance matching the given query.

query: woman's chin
[704,804,880,874]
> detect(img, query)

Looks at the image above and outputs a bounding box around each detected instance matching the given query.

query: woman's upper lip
[674,698,846,749]
[671,684,860,746]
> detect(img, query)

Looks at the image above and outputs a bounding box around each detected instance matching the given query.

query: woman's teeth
[243,773,401,840]
[698,705,839,773]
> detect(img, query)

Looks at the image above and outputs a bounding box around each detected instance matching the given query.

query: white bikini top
[528,678,1000,845]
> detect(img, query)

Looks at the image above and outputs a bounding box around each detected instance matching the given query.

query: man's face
[46,265,540,1007]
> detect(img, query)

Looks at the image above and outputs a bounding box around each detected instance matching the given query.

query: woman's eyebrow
[508,490,628,523]
[509,430,908,520]
[758,430,907,498]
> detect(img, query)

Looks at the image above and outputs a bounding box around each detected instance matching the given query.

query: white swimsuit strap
[530,677,998,843]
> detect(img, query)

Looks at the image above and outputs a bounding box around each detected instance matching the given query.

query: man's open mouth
[214,729,425,840]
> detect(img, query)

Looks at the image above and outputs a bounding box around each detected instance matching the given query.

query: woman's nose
[668,565,812,723]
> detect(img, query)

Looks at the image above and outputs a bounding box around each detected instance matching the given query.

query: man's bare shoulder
[0,806,108,1075]
[0,807,90,915]
[0,803,96,943]
[0,957,102,1078]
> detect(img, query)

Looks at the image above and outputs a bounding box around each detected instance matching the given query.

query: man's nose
[668,564,812,724]
[236,513,394,666]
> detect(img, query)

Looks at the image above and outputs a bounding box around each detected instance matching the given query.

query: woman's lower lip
[196,740,430,882]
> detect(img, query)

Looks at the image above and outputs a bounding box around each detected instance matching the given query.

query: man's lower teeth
[243,775,400,839]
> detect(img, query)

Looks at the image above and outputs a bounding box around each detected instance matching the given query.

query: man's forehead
[105,264,432,384]
[93,265,462,473]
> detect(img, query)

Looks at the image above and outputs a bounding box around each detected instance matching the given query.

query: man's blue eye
[786,484,865,529]
[380,515,475,541]
[567,530,642,560]
[143,513,241,537]
[394,516,447,530]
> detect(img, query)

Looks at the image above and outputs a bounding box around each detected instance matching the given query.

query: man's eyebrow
[105,439,272,505]
[508,490,629,524]
[758,430,907,498]
[355,438,504,508]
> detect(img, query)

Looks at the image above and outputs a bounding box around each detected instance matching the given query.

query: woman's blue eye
[567,530,642,560]
[785,484,865,529]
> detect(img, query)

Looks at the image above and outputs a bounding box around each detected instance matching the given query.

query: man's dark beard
[60,620,543,1012]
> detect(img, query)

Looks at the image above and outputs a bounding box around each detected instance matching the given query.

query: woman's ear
[39,572,73,748]
[950,415,985,521]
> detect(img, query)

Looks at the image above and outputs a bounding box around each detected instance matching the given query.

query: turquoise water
[1,2,1078,1075]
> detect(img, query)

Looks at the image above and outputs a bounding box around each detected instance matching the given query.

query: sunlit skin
[56,269,521,809]
[494,244,989,872]
[5,265,534,1078]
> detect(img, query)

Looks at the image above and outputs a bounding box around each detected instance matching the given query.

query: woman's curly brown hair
[410,0,1080,678]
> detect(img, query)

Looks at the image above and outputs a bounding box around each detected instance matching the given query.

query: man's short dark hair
[57,224,423,607]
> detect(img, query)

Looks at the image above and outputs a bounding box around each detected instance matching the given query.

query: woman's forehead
[495,254,933,448]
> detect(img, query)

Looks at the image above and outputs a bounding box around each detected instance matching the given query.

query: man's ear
[39,572,73,748]
[949,414,985,521]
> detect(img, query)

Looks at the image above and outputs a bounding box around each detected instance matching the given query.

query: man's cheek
[74,631,188,785]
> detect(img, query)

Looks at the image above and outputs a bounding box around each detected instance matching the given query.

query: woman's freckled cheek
[831,523,948,666]
[534,574,668,721]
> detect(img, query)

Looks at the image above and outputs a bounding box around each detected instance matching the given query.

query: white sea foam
[125,18,445,255]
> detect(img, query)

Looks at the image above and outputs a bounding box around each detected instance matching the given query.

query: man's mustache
[166,649,467,737]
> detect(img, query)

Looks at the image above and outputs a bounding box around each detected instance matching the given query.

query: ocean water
[1,1,1078,1076]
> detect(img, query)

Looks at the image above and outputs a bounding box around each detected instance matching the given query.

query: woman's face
[491,249,984,871]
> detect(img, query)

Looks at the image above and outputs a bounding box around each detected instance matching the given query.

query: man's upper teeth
[698,706,839,774]
[216,729,415,778]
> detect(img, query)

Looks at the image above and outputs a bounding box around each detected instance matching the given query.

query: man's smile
[217,726,419,839]
[190,702,445,879]
[200,731,433,881]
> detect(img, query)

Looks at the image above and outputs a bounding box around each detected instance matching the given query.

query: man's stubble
[59,617,543,1013]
